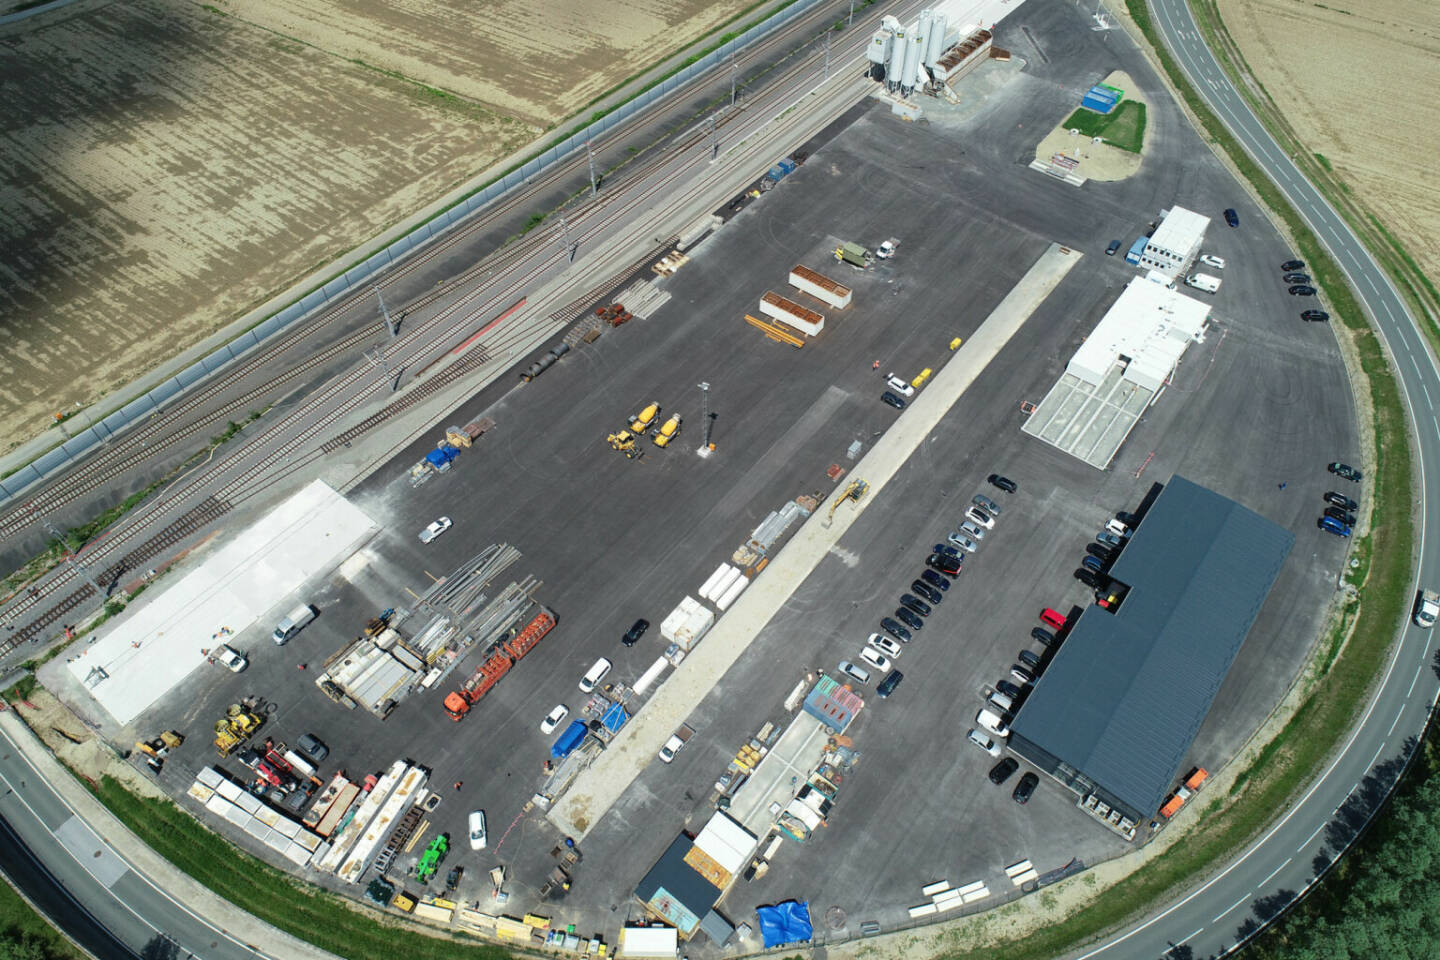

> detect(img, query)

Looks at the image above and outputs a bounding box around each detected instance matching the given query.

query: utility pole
[698,382,716,455]
[31,505,102,594]
[730,57,738,107]
[376,287,398,338]
[708,116,718,161]
[585,140,598,197]
[560,214,577,261]
[848,0,855,26]
[824,32,832,80]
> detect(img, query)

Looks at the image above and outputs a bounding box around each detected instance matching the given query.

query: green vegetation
[0,877,83,959]
[3,674,37,703]
[1246,722,1440,957]
[1061,100,1147,153]
[522,212,546,233]
[88,777,512,960]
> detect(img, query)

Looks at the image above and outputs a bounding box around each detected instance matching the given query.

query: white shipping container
[715,574,749,611]
[704,566,743,604]
[632,657,670,696]
[673,605,716,651]
[698,563,733,600]
[788,266,853,309]
[760,292,824,337]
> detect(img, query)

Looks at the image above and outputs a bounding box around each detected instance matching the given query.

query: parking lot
[80,0,1362,948]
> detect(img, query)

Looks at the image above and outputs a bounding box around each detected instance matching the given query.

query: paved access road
[1076,3,1440,958]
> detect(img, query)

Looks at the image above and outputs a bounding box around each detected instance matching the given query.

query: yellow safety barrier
[913,368,932,387]
[949,337,963,350]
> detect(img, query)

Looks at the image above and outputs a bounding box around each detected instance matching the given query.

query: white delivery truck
[1184,273,1222,294]
[272,603,317,645]
[1414,589,1439,628]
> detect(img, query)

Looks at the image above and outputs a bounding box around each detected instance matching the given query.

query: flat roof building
[1022,278,1211,468]
[1133,206,1209,277]
[1008,476,1294,832]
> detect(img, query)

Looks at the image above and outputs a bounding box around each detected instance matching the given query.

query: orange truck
[443,608,556,721]
[1159,767,1209,819]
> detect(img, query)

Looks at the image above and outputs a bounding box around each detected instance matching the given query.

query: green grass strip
[90,777,514,960]
[1061,100,1147,154]
[0,874,85,959]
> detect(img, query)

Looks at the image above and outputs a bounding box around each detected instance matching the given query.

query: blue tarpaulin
[601,702,629,734]
[551,720,587,758]
[756,901,812,948]
[425,445,459,468]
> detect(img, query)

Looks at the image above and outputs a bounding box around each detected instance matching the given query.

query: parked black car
[920,569,952,591]
[894,607,924,631]
[1075,568,1101,587]
[1282,273,1310,284]
[1013,772,1039,804]
[880,617,913,643]
[1328,462,1362,482]
[1105,239,1121,256]
[1324,506,1358,526]
[881,391,907,410]
[1224,208,1239,228]
[1325,492,1358,511]
[996,679,1026,699]
[1301,310,1329,322]
[1289,285,1316,296]
[988,758,1019,785]
[1085,543,1115,561]
[1281,259,1305,271]
[987,474,1018,493]
[911,581,943,605]
[1030,627,1055,647]
[1018,649,1042,669]
[622,619,649,647]
[899,594,932,618]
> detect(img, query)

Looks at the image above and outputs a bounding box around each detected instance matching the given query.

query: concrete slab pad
[67,480,377,724]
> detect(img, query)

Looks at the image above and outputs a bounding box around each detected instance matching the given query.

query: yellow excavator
[824,480,869,528]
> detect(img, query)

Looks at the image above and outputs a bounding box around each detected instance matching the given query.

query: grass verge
[0,876,84,959]
[1060,100,1147,153]
[88,776,512,960]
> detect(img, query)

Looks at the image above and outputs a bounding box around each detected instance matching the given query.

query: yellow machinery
[627,401,661,435]
[135,730,183,757]
[213,701,264,757]
[607,430,635,452]
[653,414,682,448]
[824,480,869,528]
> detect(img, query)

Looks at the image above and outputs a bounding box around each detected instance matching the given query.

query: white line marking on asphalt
[1421,381,1433,408]
[1258,858,1291,888]
[1213,896,1248,923]
[1389,705,1405,736]
[1367,274,1379,294]
[1368,743,1385,768]
[1176,927,1203,948]
[1409,661,1423,697]
[1299,820,1326,850]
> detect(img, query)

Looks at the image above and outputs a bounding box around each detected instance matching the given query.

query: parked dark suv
[622,619,649,647]
[1224,208,1239,228]
[988,758,1019,784]
[1105,239,1121,256]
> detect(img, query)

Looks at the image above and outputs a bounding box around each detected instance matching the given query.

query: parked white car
[885,375,915,397]
[1199,254,1226,269]
[967,729,1003,757]
[977,708,1011,739]
[419,517,452,543]
[964,506,995,529]
[214,644,248,673]
[540,704,569,735]
[867,633,902,658]
[468,809,488,850]
[859,648,892,672]
[838,660,871,685]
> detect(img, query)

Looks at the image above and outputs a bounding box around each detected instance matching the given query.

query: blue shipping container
[1086,85,1119,103]
[1081,95,1116,114]
[551,720,588,758]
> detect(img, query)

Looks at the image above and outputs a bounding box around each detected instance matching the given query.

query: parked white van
[272,603,317,645]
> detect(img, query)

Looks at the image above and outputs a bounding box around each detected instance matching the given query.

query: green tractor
[414,834,449,884]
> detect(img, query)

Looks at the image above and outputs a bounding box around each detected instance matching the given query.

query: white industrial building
[1133,206,1210,278]
[867,0,1029,97]
[1023,278,1211,468]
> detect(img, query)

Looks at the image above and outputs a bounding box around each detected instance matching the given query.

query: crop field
[0,0,752,450]
[1214,0,1440,283]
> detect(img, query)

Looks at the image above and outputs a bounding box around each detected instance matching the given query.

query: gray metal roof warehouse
[1009,475,1294,822]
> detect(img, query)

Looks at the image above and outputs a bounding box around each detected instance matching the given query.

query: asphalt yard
[89,0,1361,949]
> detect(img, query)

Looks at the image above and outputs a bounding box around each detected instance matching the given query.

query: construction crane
[824,480,869,528]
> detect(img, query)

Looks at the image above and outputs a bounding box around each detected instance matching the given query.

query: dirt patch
[1032,70,1148,181]
[10,687,165,800]
[1214,0,1440,283]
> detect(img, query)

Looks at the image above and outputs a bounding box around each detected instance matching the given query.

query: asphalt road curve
[1076,3,1440,959]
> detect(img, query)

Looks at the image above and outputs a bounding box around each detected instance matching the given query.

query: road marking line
[1420,382,1432,408]
[1213,896,1248,923]
[1388,704,1405,736]
[1299,820,1326,851]
[1176,927,1204,948]
[1258,858,1291,888]
[1368,743,1385,768]
[1409,661,1423,697]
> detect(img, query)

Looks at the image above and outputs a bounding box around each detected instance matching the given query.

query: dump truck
[834,242,874,267]
[628,401,661,435]
[653,414,682,448]
[444,608,557,721]
[1158,767,1209,819]
[1415,589,1440,628]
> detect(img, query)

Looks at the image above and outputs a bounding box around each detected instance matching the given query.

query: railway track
[0,0,900,659]
[0,0,858,547]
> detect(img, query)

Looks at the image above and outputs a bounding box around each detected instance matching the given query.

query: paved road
[1076,3,1440,958]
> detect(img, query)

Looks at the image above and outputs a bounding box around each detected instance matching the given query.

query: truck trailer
[444,607,556,720]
